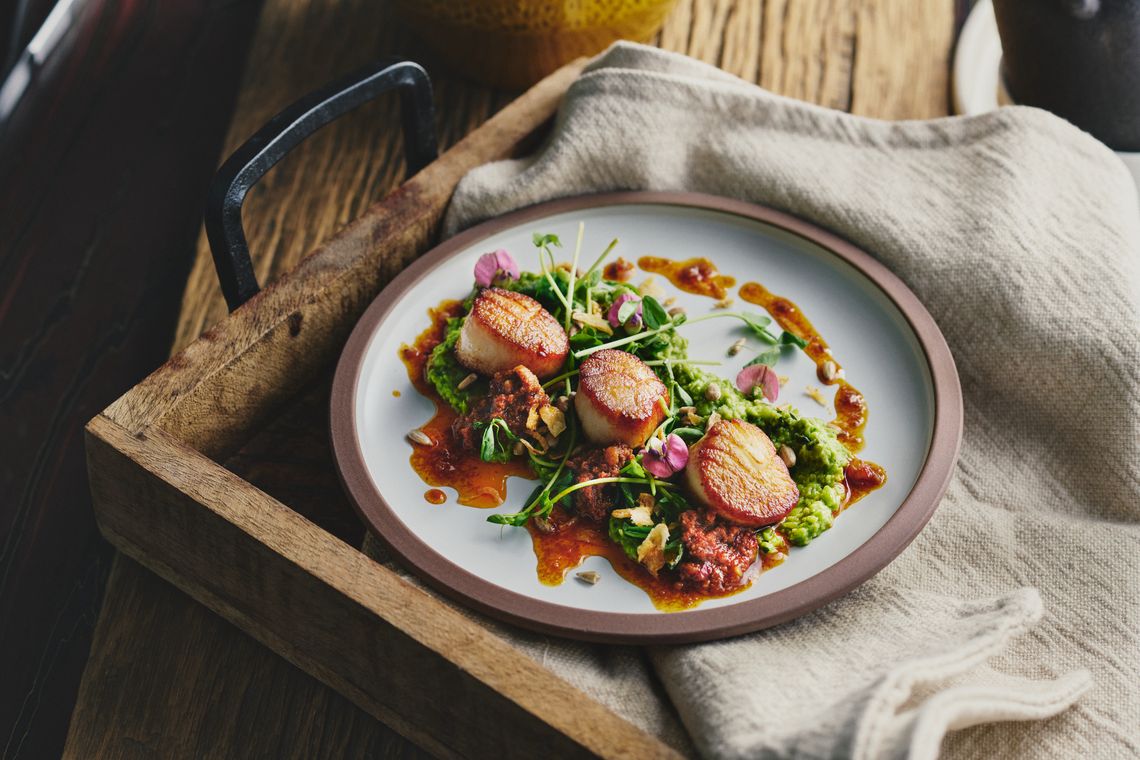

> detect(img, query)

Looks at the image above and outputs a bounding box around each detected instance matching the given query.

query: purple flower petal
[736,363,780,401]
[607,293,642,328]
[662,433,689,471]
[494,249,519,280]
[642,451,674,478]
[474,249,519,287]
[642,433,689,478]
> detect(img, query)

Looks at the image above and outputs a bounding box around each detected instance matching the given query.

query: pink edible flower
[642,433,689,478]
[607,293,642,328]
[736,363,779,401]
[473,249,520,287]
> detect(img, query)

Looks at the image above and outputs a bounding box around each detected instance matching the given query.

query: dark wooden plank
[63,554,428,760]
[0,1,263,756]
[224,374,365,546]
[82,415,632,759]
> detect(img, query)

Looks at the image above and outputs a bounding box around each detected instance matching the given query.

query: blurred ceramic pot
[993,0,1140,150]
[392,0,679,90]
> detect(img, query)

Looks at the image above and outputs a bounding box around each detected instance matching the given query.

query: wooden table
[63,1,959,756]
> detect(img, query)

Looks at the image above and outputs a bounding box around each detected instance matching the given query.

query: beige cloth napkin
[440,43,1140,758]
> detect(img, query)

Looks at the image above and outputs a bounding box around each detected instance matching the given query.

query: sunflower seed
[821,361,838,383]
[576,571,601,585]
[778,445,796,468]
[728,338,746,356]
[407,430,432,446]
[705,383,722,401]
[457,373,478,390]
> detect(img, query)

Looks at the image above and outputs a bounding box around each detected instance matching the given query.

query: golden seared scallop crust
[574,349,668,447]
[685,419,798,527]
[455,287,569,379]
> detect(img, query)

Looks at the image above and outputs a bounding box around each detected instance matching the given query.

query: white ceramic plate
[331,192,961,643]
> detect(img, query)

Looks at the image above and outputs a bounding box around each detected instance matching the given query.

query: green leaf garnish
[779,330,808,348]
[476,418,518,463]
[488,416,578,526]
[641,295,670,330]
[674,382,693,406]
[745,347,782,368]
[533,232,562,249]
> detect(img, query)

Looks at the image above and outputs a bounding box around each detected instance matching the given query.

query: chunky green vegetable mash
[671,364,851,546]
[426,316,477,414]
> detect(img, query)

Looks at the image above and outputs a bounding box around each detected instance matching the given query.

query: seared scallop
[455,288,569,379]
[575,350,668,447]
[685,419,798,527]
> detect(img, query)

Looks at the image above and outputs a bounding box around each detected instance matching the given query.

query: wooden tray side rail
[86,62,681,760]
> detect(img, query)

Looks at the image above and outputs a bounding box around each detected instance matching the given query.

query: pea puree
[672,364,852,546]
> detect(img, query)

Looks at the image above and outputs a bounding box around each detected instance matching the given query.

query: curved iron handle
[205,59,438,310]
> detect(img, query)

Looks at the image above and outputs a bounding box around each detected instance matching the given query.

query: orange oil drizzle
[603,257,634,282]
[637,256,736,299]
[398,301,532,508]
[738,281,886,507]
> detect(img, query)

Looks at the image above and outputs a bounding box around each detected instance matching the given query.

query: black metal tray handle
[205,59,438,311]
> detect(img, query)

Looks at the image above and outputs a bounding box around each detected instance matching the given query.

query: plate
[330,192,961,643]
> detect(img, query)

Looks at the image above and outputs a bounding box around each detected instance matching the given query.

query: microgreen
[780,331,808,348]
[673,382,693,406]
[641,295,670,330]
[476,418,518,463]
[564,223,584,333]
[582,238,618,282]
[739,312,775,343]
[487,416,577,527]
[574,318,684,358]
[534,233,571,314]
[608,519,685,569]
[546,476,677,507]
[745,347,782,368]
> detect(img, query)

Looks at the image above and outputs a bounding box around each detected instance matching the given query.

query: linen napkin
[440,43,1140,758]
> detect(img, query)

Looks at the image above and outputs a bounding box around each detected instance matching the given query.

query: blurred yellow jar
[393,0,679,89]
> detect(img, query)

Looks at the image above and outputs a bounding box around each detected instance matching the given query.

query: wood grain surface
[67,0,957,757]
[0,2,262,757]
[64,553,421,760]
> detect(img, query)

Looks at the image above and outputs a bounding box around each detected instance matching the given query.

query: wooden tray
[85,59,683,759]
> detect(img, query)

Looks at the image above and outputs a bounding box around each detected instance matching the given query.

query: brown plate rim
[330,191,963,644]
